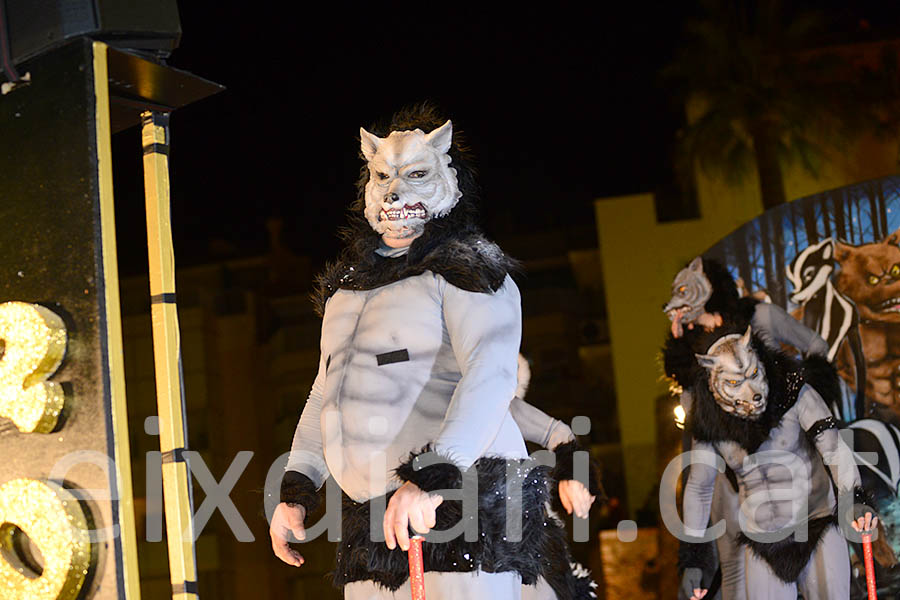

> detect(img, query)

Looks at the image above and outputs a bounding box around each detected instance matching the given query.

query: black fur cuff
[394,446,467,492]
[280,470,321,514]
[550,440,605,501]
[677,538,716,574]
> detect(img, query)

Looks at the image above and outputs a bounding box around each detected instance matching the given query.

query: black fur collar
[687,335,804,453]
[312,230,517,316]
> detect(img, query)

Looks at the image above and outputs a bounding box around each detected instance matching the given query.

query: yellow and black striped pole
[141,110,200,600]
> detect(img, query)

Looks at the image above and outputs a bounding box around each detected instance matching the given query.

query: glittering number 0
[0,478,91,600]
[0,302,67,433]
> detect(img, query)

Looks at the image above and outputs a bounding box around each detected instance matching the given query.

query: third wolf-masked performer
[662,257,831,600]
[679,326,870,600]
[511,355,603,600]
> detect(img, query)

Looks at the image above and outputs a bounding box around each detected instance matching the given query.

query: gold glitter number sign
[0,302,67,433]
[0,478,91,600]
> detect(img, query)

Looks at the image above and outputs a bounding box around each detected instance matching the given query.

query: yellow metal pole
[140,109,200,600]
[93,41,143,599]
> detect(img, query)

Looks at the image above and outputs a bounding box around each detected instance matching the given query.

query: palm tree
[664,0,880,210]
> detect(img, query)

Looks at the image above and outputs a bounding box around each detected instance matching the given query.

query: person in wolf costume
[662,257,832,600]
[679,325,871,600]
[268,106,599,600]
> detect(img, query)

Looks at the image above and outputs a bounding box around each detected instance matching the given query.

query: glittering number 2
[0,302,67,433]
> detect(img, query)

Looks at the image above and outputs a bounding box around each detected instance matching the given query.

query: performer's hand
[691,312,722,332]
[680,567,707,600]
[270,502,307,567]
[851,511,879,534]
[559,479,596,519]
[384,481,443,551]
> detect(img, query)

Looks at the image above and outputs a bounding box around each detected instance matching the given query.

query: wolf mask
[359,120,463,240]
[696,326,769,420]
[664,257,713,332]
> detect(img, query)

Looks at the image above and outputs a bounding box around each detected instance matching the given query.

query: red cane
[862,532,877,600]
[408,535,426,600]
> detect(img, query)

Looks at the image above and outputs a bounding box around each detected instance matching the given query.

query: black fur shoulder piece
[312,233,517,316]
[801,354,842,415]
[701,258,751,317]
[311,104,517,316]
[687,334,804,453]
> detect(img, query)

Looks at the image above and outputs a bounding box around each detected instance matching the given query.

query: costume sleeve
[509,397,574,449]
[682,439,719,537]
[678,439,719,575]
[751,302,829,357]
[434,275,522,468]
[797,384,860,494]
[285,352,329,489]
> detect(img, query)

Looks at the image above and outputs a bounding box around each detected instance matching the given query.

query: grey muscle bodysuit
[287,271,526,599]
[680,301,830,600]
[683,383,859,600]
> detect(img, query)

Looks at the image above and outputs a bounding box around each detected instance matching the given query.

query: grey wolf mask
[696,326,769,420]
[664,256,713,329]
[360,120,463,240]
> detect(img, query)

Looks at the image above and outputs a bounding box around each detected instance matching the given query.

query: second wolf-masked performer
[679,325,872,600]
[662,257,831,600]
[268,106,598,600]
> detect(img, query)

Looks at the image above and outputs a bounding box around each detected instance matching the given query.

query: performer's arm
[679,439,719,599]
[509,396,574,449]
[271,352,329,568]
[282,352,329,506]
[752,302,829,357]
[797,385,860,494]
[434,275,522,468]
[682,439,719,536]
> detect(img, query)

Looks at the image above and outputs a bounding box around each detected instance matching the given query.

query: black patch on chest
[376,349,409,366]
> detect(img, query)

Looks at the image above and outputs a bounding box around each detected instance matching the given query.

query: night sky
[110,1,900,276]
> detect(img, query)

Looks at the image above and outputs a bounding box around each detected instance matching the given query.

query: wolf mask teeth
[360,120,463,240]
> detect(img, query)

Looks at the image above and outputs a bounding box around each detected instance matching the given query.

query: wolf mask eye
[408,170,428,179]
[376,172,390,181]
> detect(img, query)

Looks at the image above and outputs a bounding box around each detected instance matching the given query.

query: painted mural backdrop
[704,175,900,595]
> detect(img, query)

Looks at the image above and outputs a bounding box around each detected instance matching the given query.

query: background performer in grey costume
[680,326,868,600]
[663,257,830,600]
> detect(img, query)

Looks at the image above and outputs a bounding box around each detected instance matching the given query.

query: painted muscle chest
[715,408,804,476]
[321,274,446,369]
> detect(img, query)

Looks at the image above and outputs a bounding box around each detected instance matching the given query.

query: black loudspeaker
[3,0,181,65]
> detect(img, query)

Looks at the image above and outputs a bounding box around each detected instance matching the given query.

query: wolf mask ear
[695,353,717,370]
[424,120,453,154]
[739,326,752,347]
[360,127,383,162]
[688,256,704,273]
